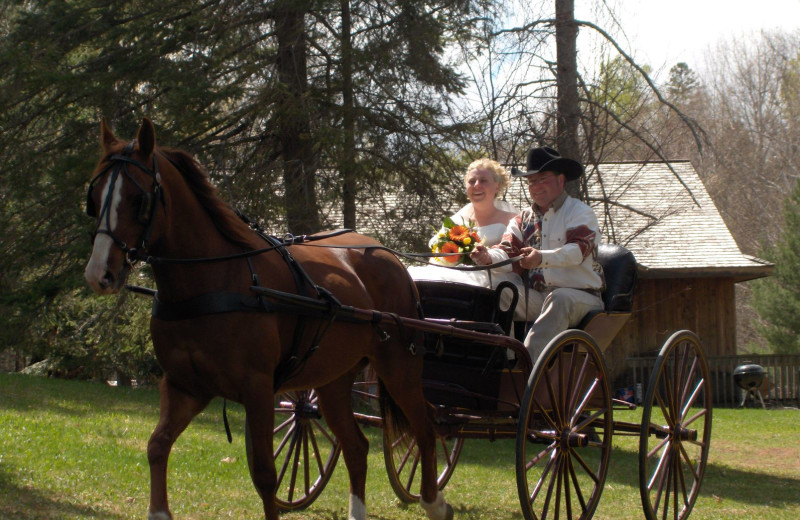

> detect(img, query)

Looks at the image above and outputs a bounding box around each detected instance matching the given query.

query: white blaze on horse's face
[84,173,124,294]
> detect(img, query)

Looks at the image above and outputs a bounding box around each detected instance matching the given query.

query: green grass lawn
[1,373,799,519]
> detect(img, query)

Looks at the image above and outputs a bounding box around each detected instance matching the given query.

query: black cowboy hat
[511,146,583,181]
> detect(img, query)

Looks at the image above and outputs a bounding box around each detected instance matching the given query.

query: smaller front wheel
[383,425,464,503]
[516,330,613,520]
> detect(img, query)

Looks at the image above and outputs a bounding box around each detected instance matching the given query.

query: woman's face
[465,168,499,204]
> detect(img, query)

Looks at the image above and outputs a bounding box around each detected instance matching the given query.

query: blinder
[86,177,156,226]
[138,192,156,225]
[85,187,98,218]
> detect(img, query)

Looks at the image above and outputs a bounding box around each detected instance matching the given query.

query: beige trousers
[514,287,604,362]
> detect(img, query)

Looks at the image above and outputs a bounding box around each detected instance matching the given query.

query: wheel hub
[561,428,589,447]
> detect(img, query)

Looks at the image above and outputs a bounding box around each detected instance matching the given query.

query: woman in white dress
[408,158,521,289]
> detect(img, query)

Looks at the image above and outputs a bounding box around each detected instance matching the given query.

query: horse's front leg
[147,377,210,520]
[244,392,279,520]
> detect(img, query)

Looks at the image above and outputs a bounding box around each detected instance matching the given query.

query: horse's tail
[378,379,412,440]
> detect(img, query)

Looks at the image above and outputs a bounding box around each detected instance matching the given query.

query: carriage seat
[577,243,638,351]
[415,280,521,410]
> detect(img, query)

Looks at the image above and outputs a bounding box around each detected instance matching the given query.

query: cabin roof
[504,160,773,281]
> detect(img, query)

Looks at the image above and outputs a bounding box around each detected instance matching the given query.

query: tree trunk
[340,0,357,230]
[554,0,582,196]
[275,1,320,234]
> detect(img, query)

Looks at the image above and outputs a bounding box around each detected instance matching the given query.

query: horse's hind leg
[316,375,370,520]
[372,358,454,520]
[147,377,210,520]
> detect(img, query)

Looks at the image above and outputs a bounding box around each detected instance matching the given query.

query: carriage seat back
[415,280,518,335]
[597,243,638,312]
[577,243,638,351]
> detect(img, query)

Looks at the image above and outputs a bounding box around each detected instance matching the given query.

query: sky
[576,0,800,75]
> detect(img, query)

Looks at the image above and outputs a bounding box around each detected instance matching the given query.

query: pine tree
[751,181,800,354]
[0,0,486,376]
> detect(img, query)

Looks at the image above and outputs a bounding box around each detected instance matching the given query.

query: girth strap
[151,291,268,321]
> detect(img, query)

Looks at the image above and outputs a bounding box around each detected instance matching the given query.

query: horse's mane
[159,147,255,249]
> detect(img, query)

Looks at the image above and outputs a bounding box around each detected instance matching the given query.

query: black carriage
[262,244,713,520]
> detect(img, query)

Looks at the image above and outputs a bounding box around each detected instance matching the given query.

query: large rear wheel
[639,330,712,520]
[245,389,341,511]
[516,330,613,520]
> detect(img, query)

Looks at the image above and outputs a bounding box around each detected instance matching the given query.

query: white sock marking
[420,491,449,520]
[348,494,366,520]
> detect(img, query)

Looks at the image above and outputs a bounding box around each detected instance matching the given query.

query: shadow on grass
[0,374,159,417]
[362,502,526,520]
[0,373,242,432]
[604,447,800,507]
[0,467,125,520]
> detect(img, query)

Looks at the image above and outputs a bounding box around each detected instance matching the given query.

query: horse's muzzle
[85,245,130,294]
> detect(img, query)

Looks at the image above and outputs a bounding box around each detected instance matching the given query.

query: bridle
[86,139,164,264]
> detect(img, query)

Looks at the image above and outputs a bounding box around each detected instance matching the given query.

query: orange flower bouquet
[430,217,481,266]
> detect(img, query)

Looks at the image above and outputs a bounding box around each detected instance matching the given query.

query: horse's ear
[100,118,117,151]
[137,118,156,157]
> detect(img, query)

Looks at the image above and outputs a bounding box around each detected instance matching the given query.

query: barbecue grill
[733,363,766,408]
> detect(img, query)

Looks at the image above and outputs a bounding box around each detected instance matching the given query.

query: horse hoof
[148,512,172,520]
[421,492,453,520]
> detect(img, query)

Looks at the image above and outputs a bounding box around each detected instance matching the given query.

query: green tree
[0,1,250,380]
[0,0,483,378]
[752,180,800,354]
[666,62,700,103]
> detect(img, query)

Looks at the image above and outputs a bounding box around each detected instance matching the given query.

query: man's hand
[519,247,542,269]
[470,245,492,265]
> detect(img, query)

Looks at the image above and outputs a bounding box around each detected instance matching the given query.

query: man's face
[527,170,565,209]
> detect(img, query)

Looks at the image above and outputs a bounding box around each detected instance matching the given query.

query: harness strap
[222,399,232,444]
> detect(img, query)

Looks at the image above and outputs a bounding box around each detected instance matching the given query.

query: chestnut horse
[84,118,453,520]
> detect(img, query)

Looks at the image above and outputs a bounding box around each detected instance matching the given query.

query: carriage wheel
[639,330,712,520]
[383,425,464,503]
[516,330,613,520]
[245,389,341,512]
[357,363,464,503]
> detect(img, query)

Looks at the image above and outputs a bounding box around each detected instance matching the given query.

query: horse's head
[84,118,163,294]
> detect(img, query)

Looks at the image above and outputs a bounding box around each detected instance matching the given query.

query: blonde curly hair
[463,158,510,197]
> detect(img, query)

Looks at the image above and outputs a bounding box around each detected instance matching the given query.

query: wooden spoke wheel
[245,389,341,512]
[351,364,381,416]
[383,425,464,503]
[639,330,712,520]
[516,330,613,520]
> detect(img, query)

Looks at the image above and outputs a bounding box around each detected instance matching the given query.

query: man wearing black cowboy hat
[471,146,605,360]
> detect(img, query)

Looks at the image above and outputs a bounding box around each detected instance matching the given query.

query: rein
[118,205,521,272]
[135,239,520,271]
[292,240,525,271]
